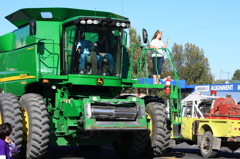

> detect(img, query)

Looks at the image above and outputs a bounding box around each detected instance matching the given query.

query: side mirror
[29,20,36,36]
[37,42,45,55]
[122,31,127,46]
[142,28,148,44]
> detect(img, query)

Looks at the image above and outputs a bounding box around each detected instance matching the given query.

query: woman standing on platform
[150,30,169,84]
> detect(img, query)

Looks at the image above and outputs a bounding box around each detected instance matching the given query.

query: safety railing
[130,44,182,125]
[37,39,59,75]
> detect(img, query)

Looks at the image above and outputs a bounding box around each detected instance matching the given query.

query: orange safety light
[43,79,49,83]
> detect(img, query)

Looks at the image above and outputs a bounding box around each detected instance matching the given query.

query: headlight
[93,19,99,25]
[87,19,93,24]
[80,20,86,25]
[116,22,121,27]
[121,23,126,27]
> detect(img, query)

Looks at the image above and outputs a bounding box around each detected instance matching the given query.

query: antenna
[95,0,96,16]
[122,0,123,15]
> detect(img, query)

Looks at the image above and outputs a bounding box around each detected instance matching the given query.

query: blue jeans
[80,54,102,71]
[98,53,114,71]
[80,54,89,70]
[152,56,164,75]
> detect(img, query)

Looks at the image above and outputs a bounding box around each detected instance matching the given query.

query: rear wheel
[0,93,23,158]
[113,131,149,158]
[20,93,50,159]
[200,131,218,158]
[145,102,171,157]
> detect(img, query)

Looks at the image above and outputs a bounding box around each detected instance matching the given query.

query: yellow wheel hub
[0,112,2,125]
[21,108,29,142]
[146,112,152,137]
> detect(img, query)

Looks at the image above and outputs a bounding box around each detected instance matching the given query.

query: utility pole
[220,69,230,82]
[225,71,230,81]
[220,69,222,81]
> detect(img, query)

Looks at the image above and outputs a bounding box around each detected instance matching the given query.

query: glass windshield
[64,24,124,77]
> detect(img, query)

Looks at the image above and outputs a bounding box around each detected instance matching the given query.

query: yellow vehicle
[180,91,240,158]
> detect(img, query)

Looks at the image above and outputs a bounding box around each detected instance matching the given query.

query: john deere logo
[96,77,104,85]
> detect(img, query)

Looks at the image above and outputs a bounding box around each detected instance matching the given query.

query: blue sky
[1,0,240,80]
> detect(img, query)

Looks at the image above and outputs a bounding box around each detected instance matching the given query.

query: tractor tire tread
[0,93,23,158]
[145,102,171,157]
[20,93,49,159]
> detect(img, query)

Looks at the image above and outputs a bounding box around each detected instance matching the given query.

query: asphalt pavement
[45,143,240,159]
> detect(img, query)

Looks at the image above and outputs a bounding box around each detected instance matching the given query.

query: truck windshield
[64,24,124,77]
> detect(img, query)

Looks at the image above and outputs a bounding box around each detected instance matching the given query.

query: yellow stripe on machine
[0,74,35,82]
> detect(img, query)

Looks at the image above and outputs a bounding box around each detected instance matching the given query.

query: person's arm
[76,42,81,51]
[5,137,18,153]
[164,38,169,48]
[9,142,18,153]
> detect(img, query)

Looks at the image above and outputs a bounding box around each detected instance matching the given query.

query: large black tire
[142,95,164,105]
[200,131,218,158]
[112,131,149,158]
[0,93,23,158]
[145,102,171,157]
[20,93,50,159]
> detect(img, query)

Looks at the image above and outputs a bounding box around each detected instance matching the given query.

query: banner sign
[195,83,240,92]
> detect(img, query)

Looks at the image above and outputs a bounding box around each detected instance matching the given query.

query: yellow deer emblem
[96,77,104,86]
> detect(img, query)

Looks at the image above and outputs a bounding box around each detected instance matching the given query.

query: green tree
[182,43,213,85]
[128,26,142,78]
[163,43,214,85]
[170,43,185,78]
[162,43,184,79]
[212,79,227,84]
[232,69,240,80]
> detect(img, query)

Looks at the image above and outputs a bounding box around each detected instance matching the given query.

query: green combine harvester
[0,7,182,158]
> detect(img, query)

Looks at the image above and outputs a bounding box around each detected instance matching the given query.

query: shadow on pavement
[45,145,240,159]
[171,148,240,159]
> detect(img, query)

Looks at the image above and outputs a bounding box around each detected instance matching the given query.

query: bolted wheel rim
[146,112,152,137]
[203,137,210,152]
[0,111,2,124]
[21,107,29,142]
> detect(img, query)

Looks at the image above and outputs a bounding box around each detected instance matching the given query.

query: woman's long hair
[151,30,162,40]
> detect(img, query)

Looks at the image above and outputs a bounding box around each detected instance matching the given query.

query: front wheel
[0,93,23,158]
[200,131,218,158]
[144,102,171,157]
[20,93,50,159]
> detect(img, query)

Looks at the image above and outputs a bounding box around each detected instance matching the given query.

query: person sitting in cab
[96,34,114,76]
[76,33,98,74]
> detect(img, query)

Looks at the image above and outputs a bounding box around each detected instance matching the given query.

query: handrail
[37,39,59,75]
[130,44,182,124]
